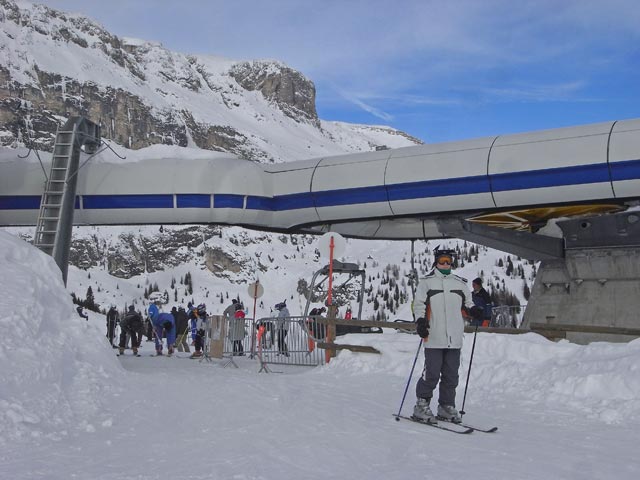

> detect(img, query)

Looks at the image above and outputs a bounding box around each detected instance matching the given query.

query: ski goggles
[436,256,453,265]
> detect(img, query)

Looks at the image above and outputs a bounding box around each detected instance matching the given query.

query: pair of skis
[393,414,498,434]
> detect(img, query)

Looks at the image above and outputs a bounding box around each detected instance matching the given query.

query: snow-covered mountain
[0,0,421,161]
[6,222,534,326]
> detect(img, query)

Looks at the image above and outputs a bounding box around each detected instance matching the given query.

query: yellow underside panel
[467,205,626,232]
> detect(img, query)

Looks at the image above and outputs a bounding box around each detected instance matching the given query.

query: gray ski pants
[415,348,461,407]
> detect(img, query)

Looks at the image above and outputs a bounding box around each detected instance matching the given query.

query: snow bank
[0,231,123,445]
[468,332,640,424]
[325,330,640,424]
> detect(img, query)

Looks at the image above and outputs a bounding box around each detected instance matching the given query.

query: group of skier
[107,299,254,359]
[104,302,203,358]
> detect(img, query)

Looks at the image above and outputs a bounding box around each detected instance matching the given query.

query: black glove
[470,306,483,320]
[416,317,430,338]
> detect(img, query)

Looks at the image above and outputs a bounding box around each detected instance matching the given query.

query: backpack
[122,311,142,331]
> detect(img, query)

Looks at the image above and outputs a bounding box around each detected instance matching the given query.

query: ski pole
[460,325,479,417]
[395,338,424,420]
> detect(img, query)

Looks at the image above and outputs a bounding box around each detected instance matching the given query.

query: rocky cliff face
[68,226,223,278]
[0,0,336,161]
[230,61,319,127]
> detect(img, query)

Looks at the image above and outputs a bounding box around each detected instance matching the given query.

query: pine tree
[85,286,97,311]
[506,257,514,277]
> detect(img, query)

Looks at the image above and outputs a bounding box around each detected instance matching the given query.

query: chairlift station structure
[2,116,640,342]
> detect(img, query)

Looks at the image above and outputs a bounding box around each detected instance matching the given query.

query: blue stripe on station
[214,194,244,209]
[387,175,488,201]
[246,196,274,210]
[177,194,210,208]
[491,163,610,192]
[313,185,388,207]
[273,192,316,211]
[83,194,173,209]
[0,195,42,209]
[610,158,640,181]
[4,160,640,213]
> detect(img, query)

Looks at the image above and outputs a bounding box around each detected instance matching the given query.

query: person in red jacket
[230,303,246,356]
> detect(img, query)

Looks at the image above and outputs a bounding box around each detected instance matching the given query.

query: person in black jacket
[174,306,190,353]
[471,277,493,327]
[118,305,143,356]
[307,306,326,339]
[106,306,119,347]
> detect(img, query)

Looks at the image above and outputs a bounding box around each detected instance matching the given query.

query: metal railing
[206,315,328,367]
[491,305,526,328]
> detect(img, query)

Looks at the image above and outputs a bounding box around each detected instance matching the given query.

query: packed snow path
[2,333,639,480]
[1,231,639,479]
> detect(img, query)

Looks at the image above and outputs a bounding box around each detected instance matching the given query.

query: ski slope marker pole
[395,338,424,420]
[460,325,479,417]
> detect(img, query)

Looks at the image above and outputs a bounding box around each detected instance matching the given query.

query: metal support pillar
[33,117,100,285]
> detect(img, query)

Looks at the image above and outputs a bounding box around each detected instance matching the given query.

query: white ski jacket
[412,269,474,349]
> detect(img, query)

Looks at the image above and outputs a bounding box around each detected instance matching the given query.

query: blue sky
[39,0,640,143]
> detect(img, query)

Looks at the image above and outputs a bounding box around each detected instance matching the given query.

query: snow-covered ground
[1,230,639,480]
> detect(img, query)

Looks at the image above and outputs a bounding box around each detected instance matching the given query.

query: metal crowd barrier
[491,305,526,328]
[205,315,328,368]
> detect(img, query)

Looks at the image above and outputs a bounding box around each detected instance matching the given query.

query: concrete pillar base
[522,247,640,343]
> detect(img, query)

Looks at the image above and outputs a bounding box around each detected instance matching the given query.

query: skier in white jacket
[412,249,480,424]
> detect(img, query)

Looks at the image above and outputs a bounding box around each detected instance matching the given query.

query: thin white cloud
[339,93,394,122]
[473,81,591,103]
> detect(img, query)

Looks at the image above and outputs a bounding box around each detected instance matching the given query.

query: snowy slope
[1,230,639,479]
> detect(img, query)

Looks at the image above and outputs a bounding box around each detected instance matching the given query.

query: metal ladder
[33,117,100,284]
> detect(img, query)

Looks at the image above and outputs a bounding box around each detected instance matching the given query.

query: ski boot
[412,397,437,424]
[167,346,174,357]
[437,404,462,423]
[118,347,125,356]
[156,349,163,356]
[132,347,139,356]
